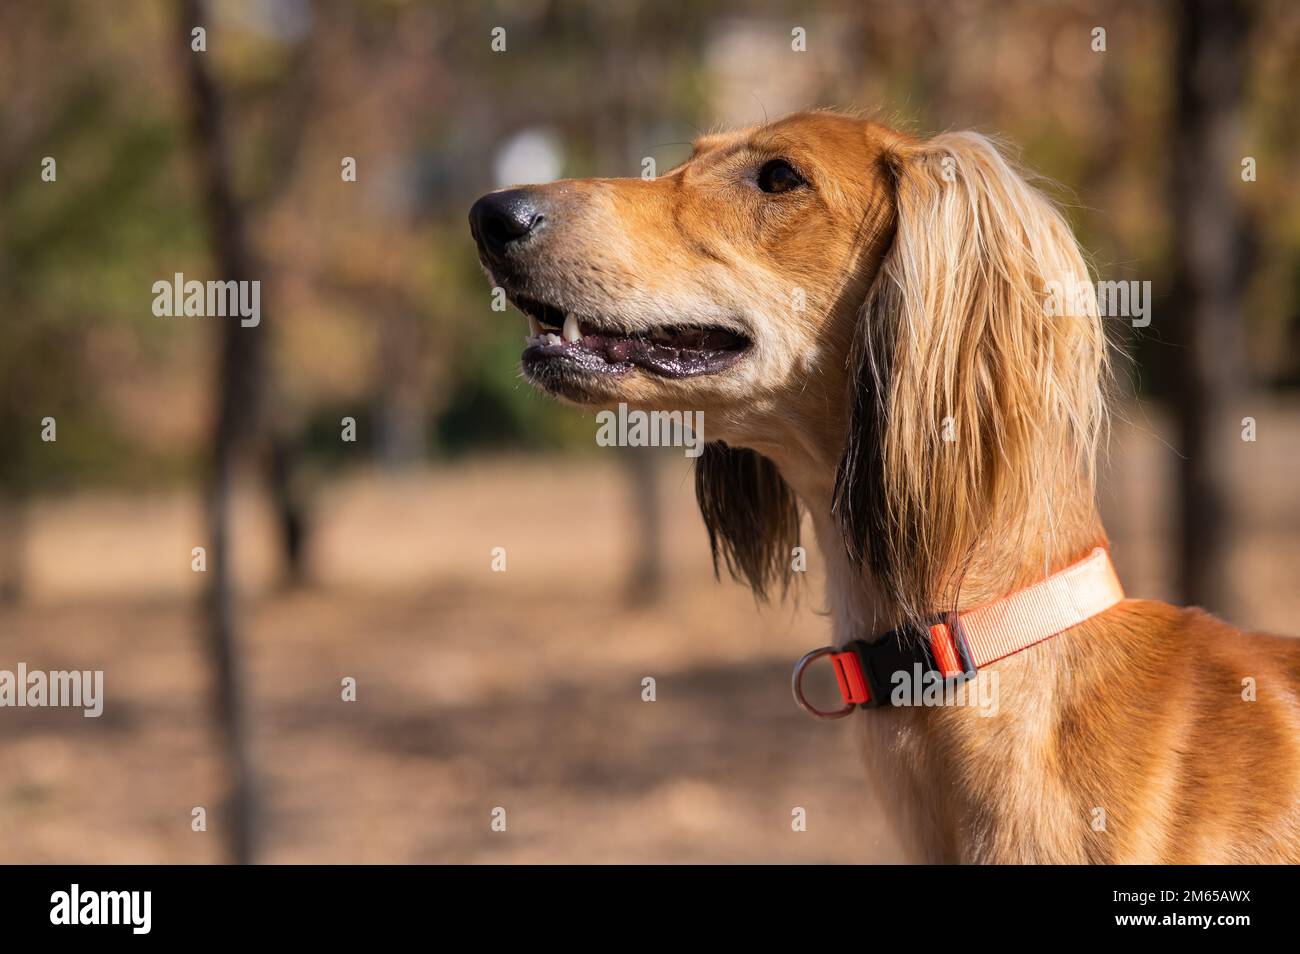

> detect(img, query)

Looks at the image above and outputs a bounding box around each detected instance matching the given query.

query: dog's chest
[855,668,1087,864]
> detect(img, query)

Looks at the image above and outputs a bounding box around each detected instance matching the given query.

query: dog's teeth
[562,313,581,343]
[527,315,542,336]
[544,332,562,346]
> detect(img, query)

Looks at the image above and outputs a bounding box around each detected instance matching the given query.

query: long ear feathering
[694,442,801,601]
[834,131,1111,622]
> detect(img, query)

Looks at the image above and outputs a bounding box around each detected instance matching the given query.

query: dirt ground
[2,401,1298,863]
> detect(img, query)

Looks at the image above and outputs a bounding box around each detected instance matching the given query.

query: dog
[470,111,1300,863]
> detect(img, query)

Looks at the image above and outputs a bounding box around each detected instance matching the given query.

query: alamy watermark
[889,665,1000,716]
[0,663,104,718]
[595,402,704,458]
[152,272,260,327]
[1045,278,1151,328]
[50,884,150,935]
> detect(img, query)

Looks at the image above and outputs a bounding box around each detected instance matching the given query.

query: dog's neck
[755,424,1112,863]
[761,438,1108,645]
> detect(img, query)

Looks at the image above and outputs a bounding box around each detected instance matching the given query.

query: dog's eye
[757,159,804,194]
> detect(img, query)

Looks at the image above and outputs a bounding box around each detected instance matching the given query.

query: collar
[792,546,1125,718]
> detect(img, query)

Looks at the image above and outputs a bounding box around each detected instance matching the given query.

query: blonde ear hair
[834,132,1109,620]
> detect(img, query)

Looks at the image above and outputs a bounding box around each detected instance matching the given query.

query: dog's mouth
[512,295,751,379]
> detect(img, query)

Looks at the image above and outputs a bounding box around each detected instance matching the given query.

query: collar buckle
[792,613,979,719]
[933,611,978,681]
[850,613,979,709]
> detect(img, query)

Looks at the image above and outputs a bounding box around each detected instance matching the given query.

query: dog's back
[869,600,1300,863]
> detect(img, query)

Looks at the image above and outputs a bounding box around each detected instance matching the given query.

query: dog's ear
[834,132,1108,618]
[695,441,801,600]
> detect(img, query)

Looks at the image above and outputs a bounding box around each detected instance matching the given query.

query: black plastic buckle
[845,613,977,709]
[942,612,978,681]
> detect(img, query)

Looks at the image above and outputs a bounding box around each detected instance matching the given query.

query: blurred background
[0,0,1297,863]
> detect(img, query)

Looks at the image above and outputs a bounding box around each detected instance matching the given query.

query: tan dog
[470,111,1300,863]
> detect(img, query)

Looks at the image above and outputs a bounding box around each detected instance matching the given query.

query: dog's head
[470,112,895,429]
[470,111,1107,612]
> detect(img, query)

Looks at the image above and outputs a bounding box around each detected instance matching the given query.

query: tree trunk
[178,0,260,864]
[1169,0,1252,615]
[267,432,308,586]
[621,448,664,604]
[375,307,428,469]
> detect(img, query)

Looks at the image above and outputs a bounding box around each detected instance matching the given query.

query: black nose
[469,189,544,262]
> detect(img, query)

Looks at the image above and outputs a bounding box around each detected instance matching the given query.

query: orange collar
[792,547,1125,718]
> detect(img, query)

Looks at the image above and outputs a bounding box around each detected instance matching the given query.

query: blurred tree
[178,0,262,865]
[1169,0,1253,615]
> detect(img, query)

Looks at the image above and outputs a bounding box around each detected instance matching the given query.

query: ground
[1,402,1297,863]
